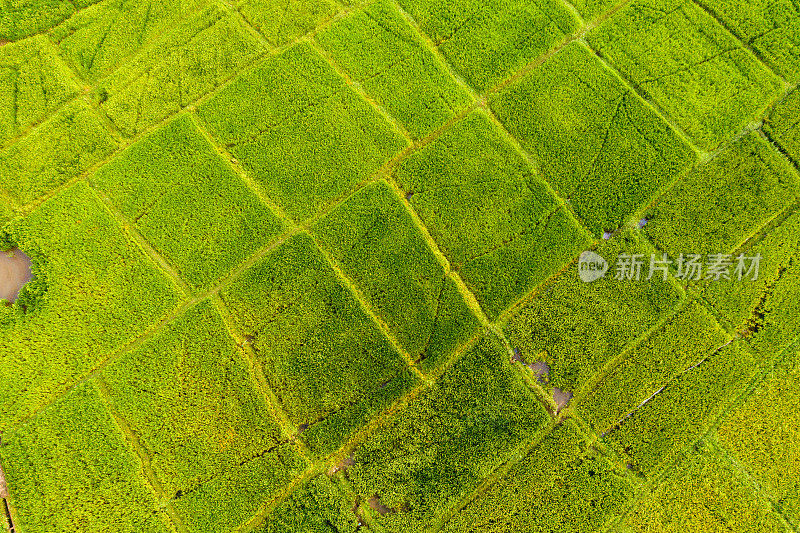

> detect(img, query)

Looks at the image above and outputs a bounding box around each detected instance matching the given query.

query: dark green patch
[346,334,549,532]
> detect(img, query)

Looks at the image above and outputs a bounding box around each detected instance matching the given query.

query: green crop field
[0,0,798,531]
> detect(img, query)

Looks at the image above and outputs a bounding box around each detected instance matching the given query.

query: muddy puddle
[528,361,550,384]
[552,387,573,413]
[0,248,33,303]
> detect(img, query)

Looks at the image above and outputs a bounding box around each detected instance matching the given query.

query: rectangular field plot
[700,210,800,358]
[102,300,307,533]
[0,183,181,430]
[766,87,800,164]
[442,420,635,533]
[0,34,80,144]
[644,131,799,257]
[219,233,417,457]
[491,42,696,235]
[0,382,172,533]
[1,99,117,210]
[716,348,800,527]
[587,0,784,150]
[398,0,579,92]
[198,43,408,223]
[257,474,358,533]
[602,339,759,476]
[99,3,265,137]
[52,0,210,81]
[312,180,480,371]
[345,334,549,532]
[579,299,729,435]
[619,439,789,532]
[316,0,472,139]
[394,109,592,319]
[90,114,285,291]
[697,0,800,82]
[237,0,342,47]
[503,230,683,393]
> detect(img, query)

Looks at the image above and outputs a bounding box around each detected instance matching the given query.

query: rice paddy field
[0,0,798,531]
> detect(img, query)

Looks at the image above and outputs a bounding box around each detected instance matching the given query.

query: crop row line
[0,0,215,154]
[309,232,429,384]
[209,293,310,455]
[10,0,792,528]
[305,1,588,412]
[307,37,416,145]
[9,155,493,530]
[569,66,800,411]
[90,187,194,298]
[94,376,191,533]
[430,419,561,532]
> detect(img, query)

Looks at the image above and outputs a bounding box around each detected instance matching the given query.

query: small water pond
[0,248,33,303]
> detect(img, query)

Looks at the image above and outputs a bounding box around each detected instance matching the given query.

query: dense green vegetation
[491,41,696,234]
[443,420,635,532]
[313,180,479,370]
[716,347,800,527]
[0,35,80,144]
[504,230,684,392]
[766,88,800,164]
[1,99,117,211]
[317,0,472,140]
[603,339,758,476]
[580,299,729,434]
[345,334,548,531]
[257,475,358,533]
[51,0,210,81]
[587,0,784,150]
[1,0,798,530]
[619,439,789,531]
[0,183,180,430]
[698,0,800,82]
[220,233,417,457]
[90,113,284,291]
[644,131,799,256]
[237,0,342,47]
[395,110,592,318]
[0,382,171,532]
[396,0,579,91]
[700,209,800,358]
[0,0,98,42]
[99,3,265,137]
[198,42,408,223]
[102,301,305,532]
